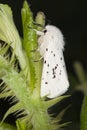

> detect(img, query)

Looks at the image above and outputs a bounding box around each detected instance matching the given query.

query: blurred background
[0,0,87,130]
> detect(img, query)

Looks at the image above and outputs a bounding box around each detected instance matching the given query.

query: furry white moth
[37,25,69,98]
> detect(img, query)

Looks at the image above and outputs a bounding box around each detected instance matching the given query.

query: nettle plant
[0,1,69,130]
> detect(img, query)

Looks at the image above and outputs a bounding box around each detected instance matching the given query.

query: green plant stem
[21,1,45,98]
[74,62,85,84]
[80,95,87,130]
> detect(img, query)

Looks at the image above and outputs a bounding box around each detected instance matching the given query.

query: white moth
[37,25,69,98]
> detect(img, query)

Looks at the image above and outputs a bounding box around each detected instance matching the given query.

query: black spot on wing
[47,64,49,67]
[45,82,48,84]
[60,57,62,60]
[55,66,57,70]
[46,48,48,51]
[52,67,57,79]
[63,65,65,68]
[53,75,56,79]
[53,54,55,57]
[52,68,55,74]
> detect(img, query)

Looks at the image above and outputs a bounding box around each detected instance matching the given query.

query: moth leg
[30,49,43,62]
[28,26,44,36]
[34,29,44,36]
[34,56,43,62]
[30,49,37,52]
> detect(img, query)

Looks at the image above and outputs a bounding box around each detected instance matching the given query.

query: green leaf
[21,1,43,97]
[0,1,70,130]
[0,4,27,71]
[74,62,86,84]
[21,1,38,91]
[80,95,87,130]
[45,95,70,109]
[16,119,27,130]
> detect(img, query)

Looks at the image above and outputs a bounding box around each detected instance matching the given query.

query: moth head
[45,25,65,49]
[45,25,60,34]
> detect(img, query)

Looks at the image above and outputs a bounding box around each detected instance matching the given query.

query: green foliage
[80,95,87,130]
[0,3,27,70]
[73,62,87,130]
[0,1,70,130]
[21,1,43,96]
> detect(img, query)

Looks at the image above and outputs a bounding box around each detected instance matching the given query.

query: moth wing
[40,43,69,98]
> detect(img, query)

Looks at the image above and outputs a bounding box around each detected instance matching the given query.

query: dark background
[0,0,87,130]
